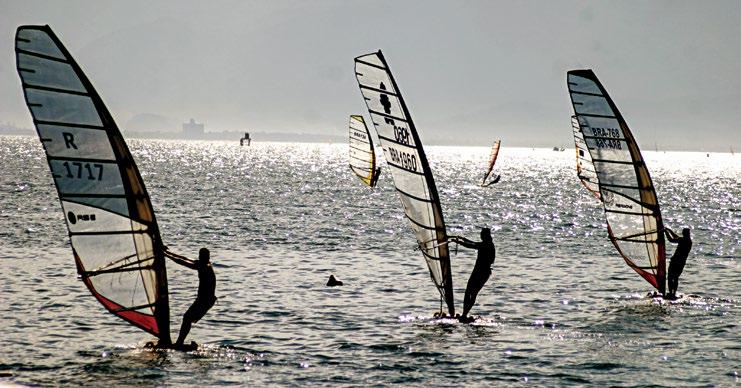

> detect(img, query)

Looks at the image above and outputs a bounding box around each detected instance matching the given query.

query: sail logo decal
[389,147,418,172]
[353,130,367,140]
[592,127,622,149]
[67,211,96,225]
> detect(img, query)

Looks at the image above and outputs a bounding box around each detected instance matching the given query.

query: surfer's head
[682,228,690,238]
[480,227,492,242]
[198,248,210,263]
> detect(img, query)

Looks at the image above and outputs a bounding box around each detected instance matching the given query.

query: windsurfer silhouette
[664,227,692,299]
[449,228,495,323]
[165,248,216,349]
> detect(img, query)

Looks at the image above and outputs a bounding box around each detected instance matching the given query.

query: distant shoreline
[0,130,735,152]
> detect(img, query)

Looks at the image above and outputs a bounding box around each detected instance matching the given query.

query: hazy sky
[1,0,739,150]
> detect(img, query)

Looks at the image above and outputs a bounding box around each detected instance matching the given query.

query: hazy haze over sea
[0,136,738,385]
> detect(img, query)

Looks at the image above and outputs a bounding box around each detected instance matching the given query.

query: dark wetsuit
[184,262,216,323]
[667,236,692,297]
[458,238,496,317]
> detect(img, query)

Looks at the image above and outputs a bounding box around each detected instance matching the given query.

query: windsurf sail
[354,50,455,316]
[15,25,170,340]
[571,115,601,199]
[567,69,666,294]
[480,140,501,186]
[348,115,380,187]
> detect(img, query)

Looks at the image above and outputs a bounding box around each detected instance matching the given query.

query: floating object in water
[567,69,666,295]
[354,50,455,316]
[480,140,501,187]
[326,274,343,287]
[16,25,175,343]
[348,115,381,187]
[240,132,251,146]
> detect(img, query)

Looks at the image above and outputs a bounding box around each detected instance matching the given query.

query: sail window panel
[567,74,602,95]
[417,229,440,253]
[90,268,157,314]
[72,234,150,273]
[356,54,386,69]
[132,233,158,289]
[571,93,614,117]
[38,125,116,160]
[18,54,86,93]
[356,61,398,94]
[50,160,125,195]
[25,89,102,126]
[606,215,660,266]
[385,163,429,199]
[61,201,137,234]
[16,28,66,59]
[400,195,436,228]
[64,197,130,219]
[593,161,637,188]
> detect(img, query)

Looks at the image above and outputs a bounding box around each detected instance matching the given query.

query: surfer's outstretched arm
[664,228,680,243]
[449,236,480,250]
[164,249,197,269]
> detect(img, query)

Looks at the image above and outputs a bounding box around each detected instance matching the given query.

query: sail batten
[354,50,455,316]
[567,69,666,294]
[16,25,170,340]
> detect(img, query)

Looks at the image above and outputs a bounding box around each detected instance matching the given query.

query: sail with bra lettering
[15,25,171,339]
[354,50,455,315]
[566,69,666,294]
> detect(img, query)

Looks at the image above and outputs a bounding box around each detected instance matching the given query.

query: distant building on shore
[182,118,204,138]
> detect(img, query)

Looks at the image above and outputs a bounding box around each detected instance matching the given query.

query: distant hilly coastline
[0,122,734,151]
[123,129,345,144]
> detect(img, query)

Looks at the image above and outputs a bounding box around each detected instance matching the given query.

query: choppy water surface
[0,136,738,386]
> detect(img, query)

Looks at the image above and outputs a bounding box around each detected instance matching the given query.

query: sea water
[0,136,738,386]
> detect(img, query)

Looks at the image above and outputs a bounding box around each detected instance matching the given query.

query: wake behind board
[399,314,497,326]
[145,341,198,352]
[647,293,700,305]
